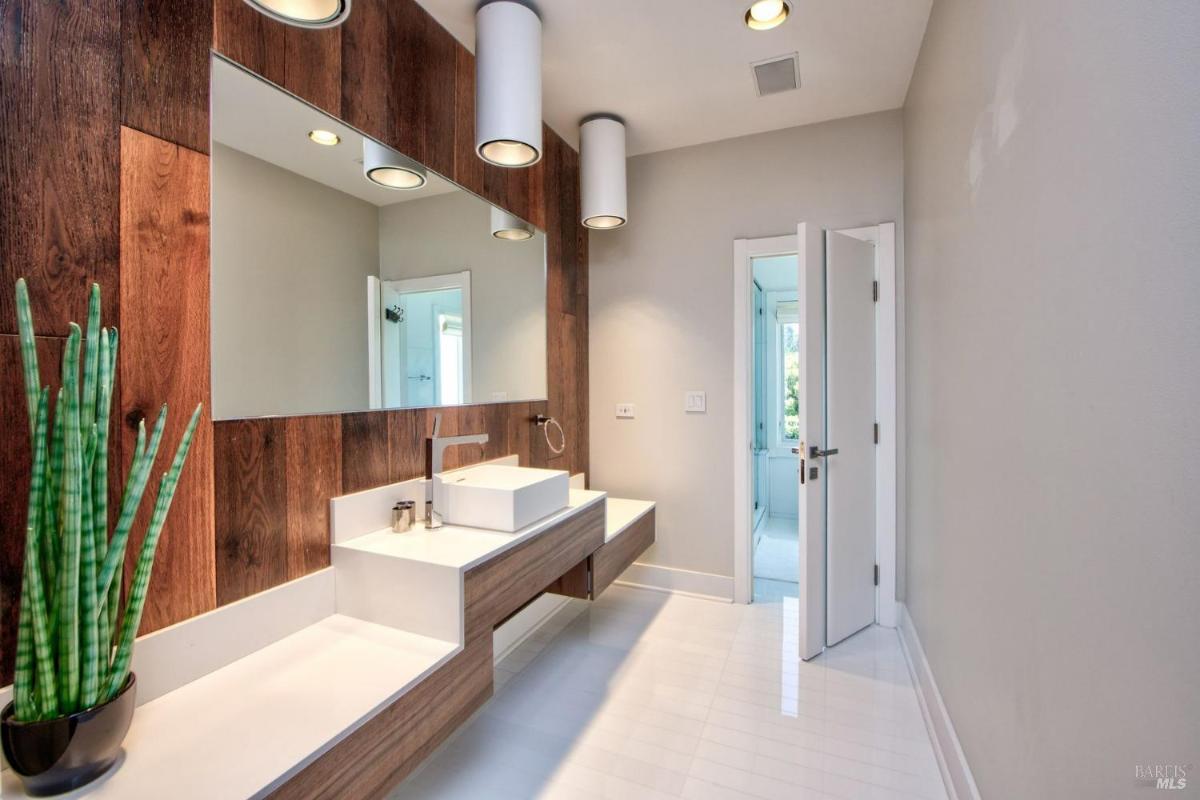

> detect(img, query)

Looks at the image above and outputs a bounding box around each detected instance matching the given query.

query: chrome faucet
[424,413,489,529]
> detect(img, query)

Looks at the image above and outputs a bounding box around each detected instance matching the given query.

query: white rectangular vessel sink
[436,464,570,532]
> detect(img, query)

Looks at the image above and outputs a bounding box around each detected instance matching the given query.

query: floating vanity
[1,464,655,800]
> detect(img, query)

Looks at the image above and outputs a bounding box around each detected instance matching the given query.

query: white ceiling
[211,58,459,206]
[416,0,933,156]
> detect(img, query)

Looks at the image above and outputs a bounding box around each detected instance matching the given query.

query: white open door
[796,223,827,660]
[824,231,877,645]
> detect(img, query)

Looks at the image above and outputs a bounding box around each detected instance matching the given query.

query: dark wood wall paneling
[118,126,216,630]
[1,0,590,679]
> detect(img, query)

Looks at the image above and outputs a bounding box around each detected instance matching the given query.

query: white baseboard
[897,603,981,800]
[615,561,734,602]
[493,593,571,663]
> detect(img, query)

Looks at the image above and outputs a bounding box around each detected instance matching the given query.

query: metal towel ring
[535,414,566,455]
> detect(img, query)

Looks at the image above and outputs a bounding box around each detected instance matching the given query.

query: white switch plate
[491,391,508,402]
[616,403,635,419]
[685,391,706,413]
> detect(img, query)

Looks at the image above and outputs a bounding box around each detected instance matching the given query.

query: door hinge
[872,280,880,302]
[874,564,880,586]
[873,422,879,444]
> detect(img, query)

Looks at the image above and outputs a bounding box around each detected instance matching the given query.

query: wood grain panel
[119,126,215,632]
[285,415,340,581]
[386,408,426,483]
[340,411,390,493]
[391,0,456,179]
[464,502,605,641]
[0,335,65,684]
[212,0,285,87]
[120,0,212,153]
[338,0,394,145]
[213,418,287,605]
[545,557,590,600]
[268,634,493,800]
[0,0,120,336]
[283,24,342,115]
[593,510,656,598]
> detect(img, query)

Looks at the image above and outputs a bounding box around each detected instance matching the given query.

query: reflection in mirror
[209,57,547,420]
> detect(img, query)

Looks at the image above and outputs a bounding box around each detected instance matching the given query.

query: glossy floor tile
[388,586,948,800]
[752,515,799,584]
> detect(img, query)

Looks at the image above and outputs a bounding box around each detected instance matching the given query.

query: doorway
[733,224,898,658]
[367,271,473,409]
[750,254,801,603]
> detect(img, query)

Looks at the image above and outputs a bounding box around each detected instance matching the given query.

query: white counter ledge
[604,497,655,543]
[0,616,458,800]
[334,488,607,570]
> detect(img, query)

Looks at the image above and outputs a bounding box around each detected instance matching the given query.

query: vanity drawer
[464,502,605,640]
[592,508,656,597]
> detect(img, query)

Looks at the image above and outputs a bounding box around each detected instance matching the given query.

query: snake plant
[10,278,201,722]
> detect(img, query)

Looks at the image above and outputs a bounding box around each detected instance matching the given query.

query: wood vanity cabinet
[464,501,606,641]
[591,509,656,598]
[542,507,657,602]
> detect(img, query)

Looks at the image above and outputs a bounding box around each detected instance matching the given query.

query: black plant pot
[1,674,136,797]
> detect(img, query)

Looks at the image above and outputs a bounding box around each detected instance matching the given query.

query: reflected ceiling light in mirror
[744,0,790,30]
[243,0,351,28]
[475,1,542,167]
[490,207,534,241]
[363,139,426,190]
[580,115,627,230]
[307,129,341,146]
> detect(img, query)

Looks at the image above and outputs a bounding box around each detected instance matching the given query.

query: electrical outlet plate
[616,403,635,419]
[685,391,706,413]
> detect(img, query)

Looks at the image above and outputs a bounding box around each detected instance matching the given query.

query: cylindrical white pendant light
[243,0,351,28]
[490,207,534,241]
[475,1,542,167]
[363,139,426,190]
[580,115,627,229]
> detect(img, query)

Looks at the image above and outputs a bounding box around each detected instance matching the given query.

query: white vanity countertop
[605,497,656,543]
[334,489,607,570]
[0,615,458,800]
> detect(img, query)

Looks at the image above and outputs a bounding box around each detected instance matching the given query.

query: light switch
[616,403,636,419]
[491,391,508,402]
[685,391,707,413]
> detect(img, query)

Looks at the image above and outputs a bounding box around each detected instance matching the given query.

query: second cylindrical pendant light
[363,139,426,190]
[475,1,542,167]
[490,207,534,240]
[580,115,627,229]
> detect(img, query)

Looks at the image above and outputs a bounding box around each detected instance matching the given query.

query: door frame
[367,270,474,408]
[732,225,898,630]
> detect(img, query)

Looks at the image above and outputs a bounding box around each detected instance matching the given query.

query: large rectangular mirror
[210,57,547,420]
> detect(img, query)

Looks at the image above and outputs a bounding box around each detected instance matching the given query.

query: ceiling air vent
[751,53,800,97]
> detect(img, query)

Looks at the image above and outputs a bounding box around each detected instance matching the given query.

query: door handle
[809,446,839,458]
[790,447,800,455]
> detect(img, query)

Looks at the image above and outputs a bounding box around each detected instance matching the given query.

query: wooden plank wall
[0,0,589,683]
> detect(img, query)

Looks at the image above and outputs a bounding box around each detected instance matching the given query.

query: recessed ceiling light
[244,0,351,28]
[745,0,790,31]
[307,129,341,146]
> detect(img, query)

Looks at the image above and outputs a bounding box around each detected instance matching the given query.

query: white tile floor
[753,515,800,604]
[388,586,948,800]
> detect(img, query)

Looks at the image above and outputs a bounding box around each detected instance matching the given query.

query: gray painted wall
[211,144,378,419]
[903,1,1200,797]
[589,110,905,588]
